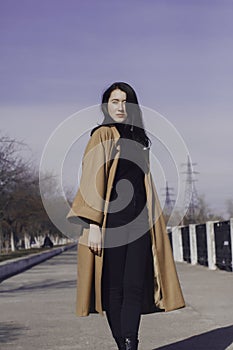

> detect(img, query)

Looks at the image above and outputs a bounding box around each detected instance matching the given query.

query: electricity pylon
[182,155,199,223]
[162,181,175,219]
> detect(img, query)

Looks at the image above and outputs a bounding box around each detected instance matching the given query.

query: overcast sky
[1,0,233,218]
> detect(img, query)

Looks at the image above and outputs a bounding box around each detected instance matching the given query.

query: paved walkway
[0,247,233,350]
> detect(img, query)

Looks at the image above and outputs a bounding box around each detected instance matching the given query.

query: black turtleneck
[106,123,149,227]
[90,119,149,227]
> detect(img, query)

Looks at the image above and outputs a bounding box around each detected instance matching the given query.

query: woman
[67,82,185,350]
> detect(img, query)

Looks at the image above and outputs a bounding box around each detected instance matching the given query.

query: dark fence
[170,219,233,272]
[181,226,191,263]
[195,224,208,266]
[214,221,232,272]
[168,230,173,251]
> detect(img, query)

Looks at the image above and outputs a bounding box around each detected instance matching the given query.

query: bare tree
[226,199,233,219]
[0,133,71,253]
[182,194,223,225]
[0,134,29,251]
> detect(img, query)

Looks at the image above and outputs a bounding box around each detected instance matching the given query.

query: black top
[106,124,149,227]
[89,122,149,228]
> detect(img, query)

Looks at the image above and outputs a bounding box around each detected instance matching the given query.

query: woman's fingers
[88,225,102,255]
[88,241,102,256]
[97,242,102,256]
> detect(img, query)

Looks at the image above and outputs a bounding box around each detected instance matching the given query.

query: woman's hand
[88,224,102,256]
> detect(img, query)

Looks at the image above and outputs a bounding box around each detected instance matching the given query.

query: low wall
[0,243,77,283]
[169,218,233,272]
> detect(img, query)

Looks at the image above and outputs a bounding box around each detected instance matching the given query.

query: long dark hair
[92,82,151,148]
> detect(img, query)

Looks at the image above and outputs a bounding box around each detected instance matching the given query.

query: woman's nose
[118,102,124,111]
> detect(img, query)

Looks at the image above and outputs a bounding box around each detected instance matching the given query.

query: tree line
[0,133,71,253]
[165,191,233,227]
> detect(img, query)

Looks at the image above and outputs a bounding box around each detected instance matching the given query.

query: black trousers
[102,216,151,339]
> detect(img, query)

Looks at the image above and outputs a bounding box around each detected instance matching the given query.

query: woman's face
[107,89,127,123]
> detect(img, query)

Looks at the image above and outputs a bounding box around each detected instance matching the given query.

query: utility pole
[182,155,199,224]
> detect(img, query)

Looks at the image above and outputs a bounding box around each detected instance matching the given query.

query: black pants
[102,217,151,339]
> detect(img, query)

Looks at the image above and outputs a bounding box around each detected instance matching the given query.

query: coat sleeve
[66,127,112,227]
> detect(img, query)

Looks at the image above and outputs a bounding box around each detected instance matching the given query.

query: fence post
[189,224,197,265]
[230,218,233,271]
[206,221,216,270]
[172,226,183,262]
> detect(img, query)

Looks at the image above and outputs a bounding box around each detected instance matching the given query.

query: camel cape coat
[67,125,185,316]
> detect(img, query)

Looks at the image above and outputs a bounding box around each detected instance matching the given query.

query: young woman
[67,82,185,350]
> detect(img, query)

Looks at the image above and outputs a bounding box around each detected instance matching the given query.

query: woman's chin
[114,117,127,123]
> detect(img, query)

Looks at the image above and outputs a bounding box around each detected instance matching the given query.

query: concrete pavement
[0,247,233,349]
[0,244,76,282]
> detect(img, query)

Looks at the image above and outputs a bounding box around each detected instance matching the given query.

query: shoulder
[83,125,119,158]
[90,125,119,142]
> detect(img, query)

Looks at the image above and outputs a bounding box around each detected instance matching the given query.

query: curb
[0,243,77,283]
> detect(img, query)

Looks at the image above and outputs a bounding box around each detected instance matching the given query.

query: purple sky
[1,0,233,217]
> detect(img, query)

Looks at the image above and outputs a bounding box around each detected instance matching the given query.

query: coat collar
[109,125,121,146]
